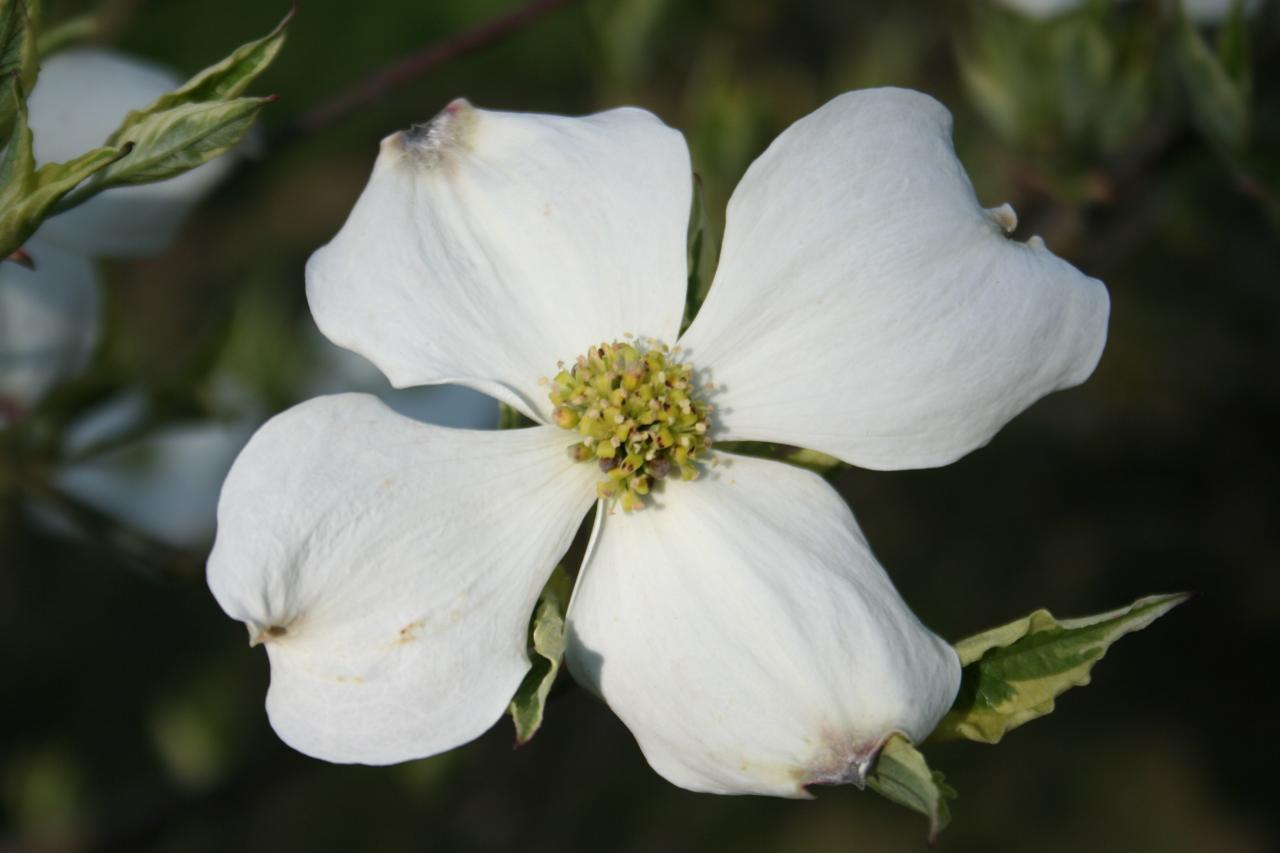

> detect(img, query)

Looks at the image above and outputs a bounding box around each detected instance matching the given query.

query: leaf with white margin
[208,394,597,764]
[866,734,954,845]
[508,565,571,745]
[564,452,960,797]
[306,99,692,424]
[26,49,245,257]
[107,3,292,137]
[55,8,288,202]
[84,96,270,187]
[678,88,1110,472]
[932,593,1189,745]
[0,237,99,424]
[0,76,127,258]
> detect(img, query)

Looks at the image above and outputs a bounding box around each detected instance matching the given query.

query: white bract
[208,88,1109,796]
[27,48,238,258]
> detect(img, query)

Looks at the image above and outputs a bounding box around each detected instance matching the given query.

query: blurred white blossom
[52,335,497,548]
[0,240,100,426]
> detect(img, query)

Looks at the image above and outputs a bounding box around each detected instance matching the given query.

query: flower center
[548,338,712,512]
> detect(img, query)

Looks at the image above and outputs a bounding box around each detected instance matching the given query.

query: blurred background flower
[1,0,1276,851]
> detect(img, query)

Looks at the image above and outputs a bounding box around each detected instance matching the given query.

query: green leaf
[866,734,954,845]
[47,7,292,215]
[682,171,711,332]
[508,566,571,745]
[107,3,294,144]
[1174,9,1249,154]
[0,0,40,134]
[93,95,271,186]
[36,11,95,58]
[783,447,843,476]
[1215,0,1251,94]
[0,77,127,257]
[497,403,524,430]
[933,593,1189,745]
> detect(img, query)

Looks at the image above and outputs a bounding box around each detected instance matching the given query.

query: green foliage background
[2,0,1278,850]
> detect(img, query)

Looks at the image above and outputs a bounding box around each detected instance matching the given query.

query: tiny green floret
[548,338,713,511]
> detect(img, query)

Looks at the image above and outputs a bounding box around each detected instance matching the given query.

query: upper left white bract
[210,88,1110,796]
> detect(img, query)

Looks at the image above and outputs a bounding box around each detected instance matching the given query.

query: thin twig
[283,0,577,142]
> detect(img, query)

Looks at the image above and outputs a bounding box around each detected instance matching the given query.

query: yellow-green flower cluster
[548,339,713,511]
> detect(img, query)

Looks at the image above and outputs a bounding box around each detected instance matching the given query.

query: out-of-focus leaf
[933,593,1189,745]
[0,78,127,257]
[956,9,1052,150]
[0,0,40,133]
[589,0,669,93]
[866,734,954,845]
[1175,9,1249,153]
[508,566,571,745]
[108,3,293,143]
[35,11,95,57]
[1216,0,1251,93]
[1050,18,1113,141]
[1095,27,1156,153]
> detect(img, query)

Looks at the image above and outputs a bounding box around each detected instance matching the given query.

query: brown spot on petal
[249,623,291,647]
[395,620,425,644]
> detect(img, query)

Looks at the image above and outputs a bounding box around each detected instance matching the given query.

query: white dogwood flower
[208,88,1109,796]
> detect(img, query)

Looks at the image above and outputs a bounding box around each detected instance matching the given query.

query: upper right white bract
[679,88,1109,471]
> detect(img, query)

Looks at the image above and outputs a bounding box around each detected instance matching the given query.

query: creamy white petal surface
[208,394,597,764]
[0,240,100,425]
[679,88,1109,470]
[28,48,235,258]
[565,453,960,797]
[306,101,691,423]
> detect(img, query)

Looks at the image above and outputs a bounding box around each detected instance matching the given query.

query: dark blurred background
[2,0,1277,850]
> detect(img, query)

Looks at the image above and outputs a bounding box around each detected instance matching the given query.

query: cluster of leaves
[957,1,1269,208]
[0,0,293,259]
[871,593,1188,840]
